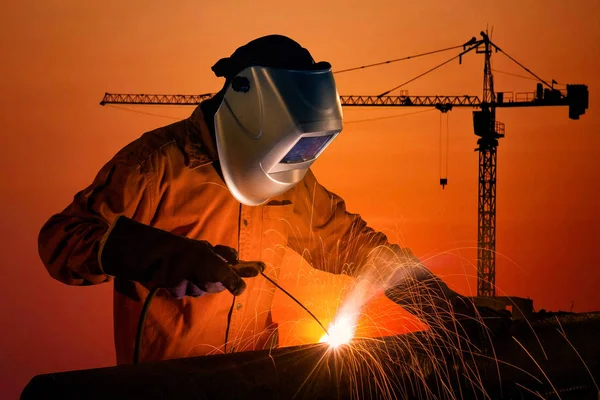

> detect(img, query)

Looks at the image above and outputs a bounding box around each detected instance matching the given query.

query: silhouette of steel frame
[100,92,573,108]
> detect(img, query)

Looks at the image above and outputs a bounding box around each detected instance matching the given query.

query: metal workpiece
[21,312,600,399]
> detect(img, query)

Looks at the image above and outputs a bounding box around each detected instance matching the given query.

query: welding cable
[260,271,329,336]
[133,273,330,364]
[134,287,160,364]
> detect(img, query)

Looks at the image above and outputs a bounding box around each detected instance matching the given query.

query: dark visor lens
[280,135,334,164]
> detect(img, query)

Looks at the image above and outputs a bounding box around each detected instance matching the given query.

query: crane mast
[474,32,502,297]
[99,33,588,299]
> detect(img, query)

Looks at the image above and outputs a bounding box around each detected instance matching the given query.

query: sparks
[320,314,357,347]
[319,279,373,348]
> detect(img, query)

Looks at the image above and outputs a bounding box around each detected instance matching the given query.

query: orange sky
[1,1,599,397]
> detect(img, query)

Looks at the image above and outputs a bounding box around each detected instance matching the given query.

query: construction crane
[100,32,588,298]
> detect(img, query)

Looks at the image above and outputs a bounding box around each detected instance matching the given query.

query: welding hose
[260,271,329,336]
[134,287,160,364]
[133,274,328,364]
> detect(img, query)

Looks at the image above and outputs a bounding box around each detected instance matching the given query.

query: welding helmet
[211,35,344,206]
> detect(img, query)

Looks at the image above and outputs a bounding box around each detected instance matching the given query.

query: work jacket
[38,105,390,364]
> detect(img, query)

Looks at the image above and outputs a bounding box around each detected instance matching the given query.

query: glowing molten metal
[319,314,356,347]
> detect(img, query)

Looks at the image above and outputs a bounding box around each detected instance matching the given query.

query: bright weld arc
[259,271,330,337]
[319,314,356,347]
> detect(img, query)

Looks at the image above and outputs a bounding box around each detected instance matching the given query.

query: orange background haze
[1,1,599,398]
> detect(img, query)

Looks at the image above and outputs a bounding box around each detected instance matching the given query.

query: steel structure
[22,312,600,399]
[100,92,582,109]
[474,33,501,297]
[99,32,589,297]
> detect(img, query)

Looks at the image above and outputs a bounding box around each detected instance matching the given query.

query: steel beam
[21,312,600,399]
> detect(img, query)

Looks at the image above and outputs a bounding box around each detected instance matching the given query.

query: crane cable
[333,43,467,74]
[376,38,560,98]
[439,112,450,187]
[446,113,450,179]
[105,104,181,120]
[105,40,481,121]
[490,42,555,89]
[378,42,480,97]
[492,69,561,85]
[107,103,437,124]
[344,108,436,124]
[106,40,558,125]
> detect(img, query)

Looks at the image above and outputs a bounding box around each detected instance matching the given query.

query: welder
[38,35,473,364]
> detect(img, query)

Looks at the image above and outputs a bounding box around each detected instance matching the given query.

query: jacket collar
[183,105,219,169]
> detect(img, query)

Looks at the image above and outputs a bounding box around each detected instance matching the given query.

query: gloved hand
[380,246,457,314]
[386,284,512,338]
[99,215,265,299]
[445,295,512,336]
[382,246,511,336]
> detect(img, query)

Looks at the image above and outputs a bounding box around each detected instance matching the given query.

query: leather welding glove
[382,246,510,335]
[441,295,512,338]
[382,246,459,322]
[99,215,265,299]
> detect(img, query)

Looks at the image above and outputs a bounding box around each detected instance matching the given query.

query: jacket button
[236,303,243,311]
[243,219,248,227]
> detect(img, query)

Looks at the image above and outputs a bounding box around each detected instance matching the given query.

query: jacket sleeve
[38,155,157,286]
[287,169,390,277]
